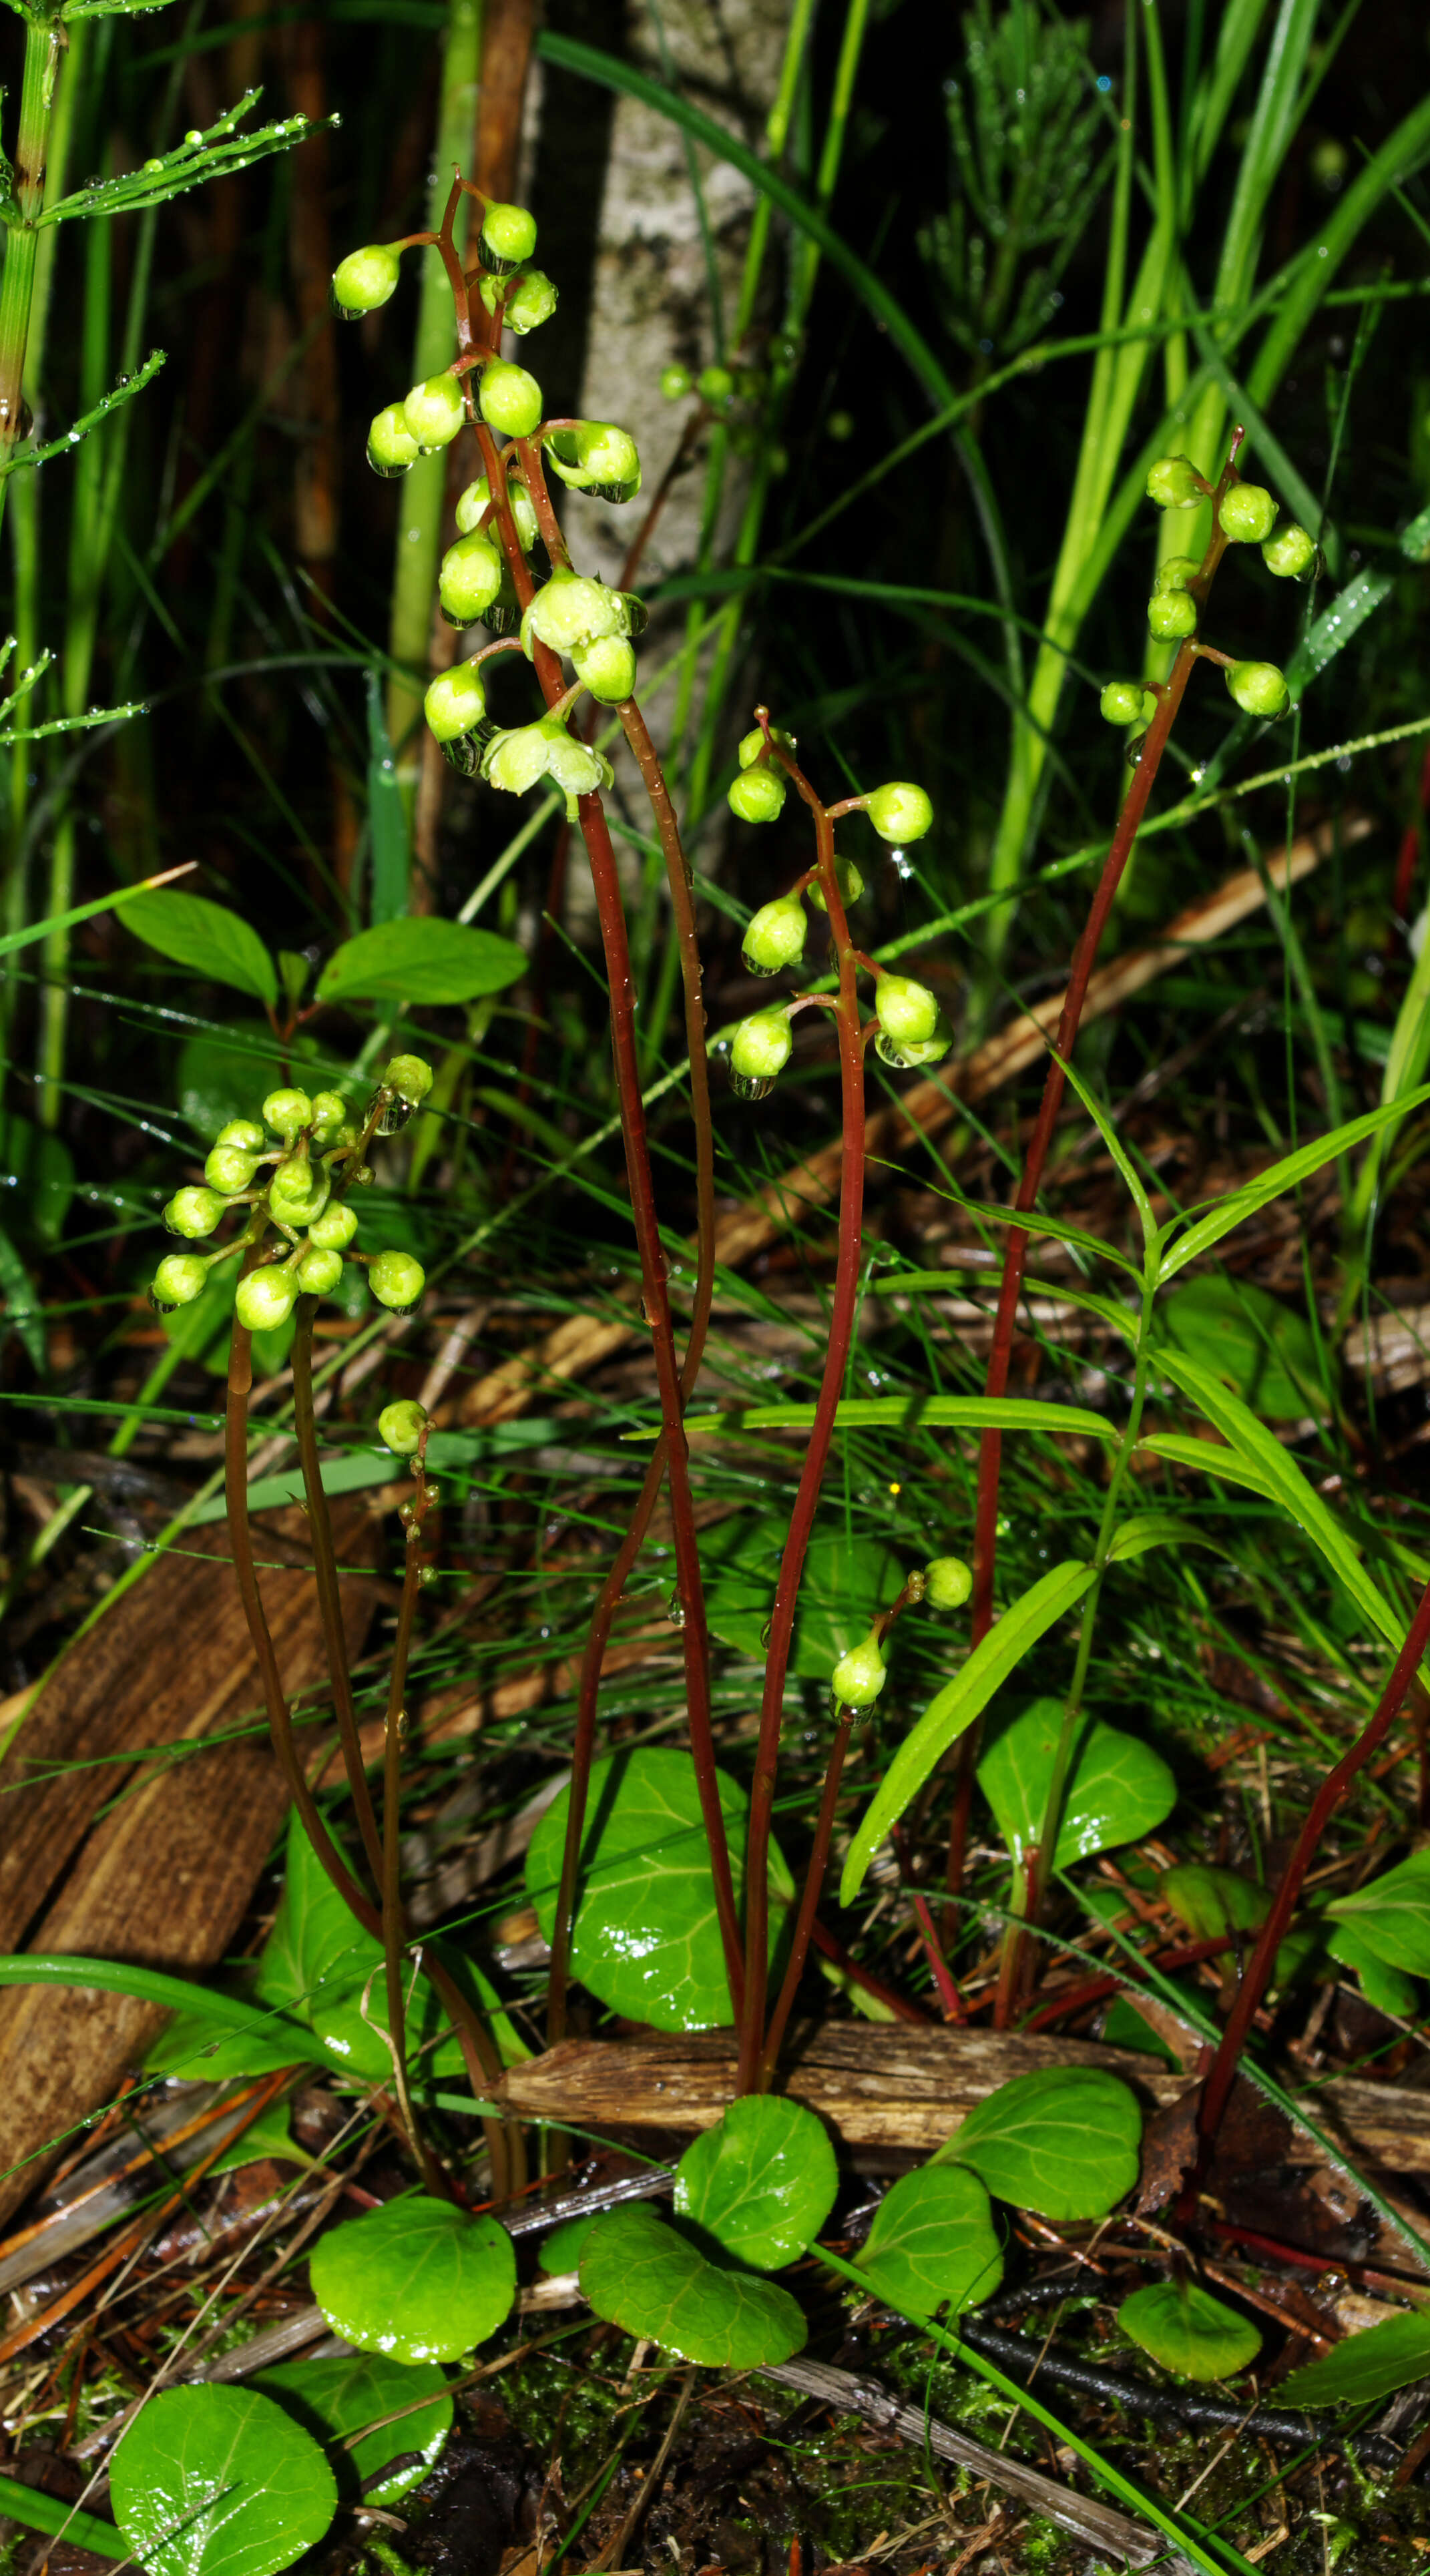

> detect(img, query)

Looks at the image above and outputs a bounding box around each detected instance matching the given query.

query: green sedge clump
[331,245,401,318]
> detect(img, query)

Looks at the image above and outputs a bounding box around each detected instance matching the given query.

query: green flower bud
[379,1398,429,1456]
[439,531,503,628]
[830,1629,887,1709]
[478,360,543,439]
[924,1555,973,1610]
[1146,589,1198,639]
[455,473,538,552]
[480,266,557,334]
[263,1088,313,1139]
[539,718,612,798]
[698,364,734,405]
[545,421,641,504]
[1219,482,1277,543]
[728,767,786,824]
[1224,659,1290,718]
[308,1200,359,1251]
[877,975,939,1045]
[269,1155,331,1229]
[1262,521,1317,579]
[164,1186,226,1238]
[296,1245,344,1296]
[730,1008,793,1084]
[1145,455,1203,509]
[875,1009,954,1072]
[521,568,627,658]
[660,362,693,400]
[152,1252,208,1307]
[572,633,636,704]
[742,893,806,977]
[425,658,488,744]
[370,1248,426,1311]
[367,403,421,478]
[216,1118,266,1152]
[868,781,934,844]
[236,1265,298,1332]
[385,1054,434,1106]
[310,1093,348,1141]
[331,246,400,318]
[1154,555,1201,593]
[1100,680,1146,726]
[738,724,793,768]
[482,722,553,796]
[402,373,466,451]
[808,856,864,915]
[204,1144,259,1194]
[479,200,537,274]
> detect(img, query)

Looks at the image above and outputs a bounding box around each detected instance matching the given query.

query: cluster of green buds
[150,1057,435,1336]
[1102,454,1315,732]
[827,1553,972,1710]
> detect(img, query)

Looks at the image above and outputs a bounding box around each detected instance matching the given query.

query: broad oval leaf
[539,2213,599,2276]
[525,1748,791,2031]
[316,919,525,1006]
[704,1517,904,1678]
[579,2204,806,2367]
[1323,1919,1419,2018]
[124,890,278,1007]
[110,2384,336,2576]
[841,1561,1096,1908]
[1118,2281,1261,2381]
[1161,1864,1269,1941]
[1156,1277,1327,1419]
[945,2067,1140,2220]
[1279,2309,1430,2409]
[254,2353,451,2506]
[856,2164,1003,2320]
[309,2194,515,2362]
[1327,1848,1430,1975]
[675,2098,838,2270]
[977,1698,1176,1870]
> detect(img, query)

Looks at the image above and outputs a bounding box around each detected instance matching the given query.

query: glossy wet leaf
[526,1749,791,2031]
[1156,1277,1327,1419]
[310,2194,515,2362]
[316,919,525,1006]
[856,2164,1003,2319]
[675,2097,838,2270]
[255,2353,451,2506]
[124,889,278,1007]
[1160,1864,1270,1941]
[703,1516,904,1678]
[210,2097,301,2175]
[1279,2310,1430,2408]
[977,1697,1176,1869]
[539,2213,600,2276]
[1327,1849,1430,1975]
[110,2384,336,2576]
[1323,1918,1419,2018]
[0,1110,74,1245]
[579,2204,806,2366]
[1118,2281,1261,2381]
[944,2067,1141,2219]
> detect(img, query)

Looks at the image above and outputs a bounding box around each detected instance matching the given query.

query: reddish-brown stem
[1019,1933,1234,2033]
[291,1303,384,1892]
[807,1918,930,2022]
[758,1708,855,2082]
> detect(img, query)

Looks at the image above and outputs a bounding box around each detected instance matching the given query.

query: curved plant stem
[380,1536,428,2179]
[291,1303,384,1891]
[758,1706,854,2082]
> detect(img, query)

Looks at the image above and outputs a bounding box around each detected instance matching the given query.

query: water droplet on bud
[730,1071,775,1100]
[666,1591,687,1627]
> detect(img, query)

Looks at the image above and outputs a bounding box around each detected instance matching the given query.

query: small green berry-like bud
[1262,521,1317,578]
[438,532,503,628]
[545,421,641,503]
[730,1008,793,1083]
[216,1118,265,1152]
[737,724,794,771]
[1219,482,1277,543]
[309,1200,359,1252]
[1154,555,1201,593]
[539,719,612,798]
[1100,680,1145,726]
[385,1054,433,1106]
[877,975,939,1045]
[698,364,734,405]
[379,1398,429,1456]
[867,781,933,844]
[521,568,626,658]
[479,200,537,273]
[164,1186,226,1239]
[236,1265,298,1332]
[153,1252,208,1306]
[808,856,864,915]
[1224,659,1290,718]
[296,1246,344,1296]
[875,1009,954,1072]
[367,403,421,477]
[425,659,489,744]
[370,1249,426,1311]
[1145,455,1203,509]
[310,1093,348,1141]
[204,1144,258,1194]
[402,373,466,451]
[660,362,693,400]
[482,722,555,797]
[331,246,400,318]
[1146,589,1198,640]
[478,360,543,439]
[830,1630,887,1709]
[455,473,538,551]
[924,1555,973,1610]
[263,1088,313,1139]
[269,1156,331,1229]
[742,893,806,976]
[572,634,637,704]
[483,267,557,334]
[728,767,787,825]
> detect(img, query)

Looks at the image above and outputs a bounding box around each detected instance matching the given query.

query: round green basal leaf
[1327,1848,1430,1977]
[675,2097,838,2270]
[1323,1918,1419,2019]
[944,2067,1141,2220]
[525,1748,792,2032]
[977,1697,1176,1870]
[1279,2310,1430,2410]
[539,2213,599,2275]
[579,2205,806,2367]
[309,2195,516,2362]
[1156,1276,1327,1419]
[855,2164,1003,2320]
[1119,2281,1260,2382]
[254,2354,452,2506]
[703,1516,905,1680]
[110,2384,336,2576]
[1160,1862,1269,1942]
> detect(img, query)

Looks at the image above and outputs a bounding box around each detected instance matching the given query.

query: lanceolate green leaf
[1137,1431,1281,1504]
[1327,1849,1430,1976]
[840,1561,1096,1906]
[317,918,526,1006]
[1159,1087,1430,1279]
[686,1394,1119,1443]
[1278,2310,1430,2410]
[1106,1511,1232,1563]
[122,889,278,1007]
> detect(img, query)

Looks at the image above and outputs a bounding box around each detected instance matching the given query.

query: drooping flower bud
[539,719,612,797]
[236,1265,299,1332]
[481,722,554,797]
[438,531,503,627]
[830,1629,887,1709]
[480,267,557,334]
[379,1398,429,1456]
[164,1186,226,1238]
[478,200,537,274]
[402,374,466,451]
[1145,455,1203,508]
[310,1093,348,1141]
[867,782,933,844]
[544,421,641,504]
[455,474,538,552]
[877,975,939,1045]
[269,1151,330,1230]
[738,725,793,770]
[1153,555,1201,593]
[308,1200,359,1252]
[152,1252,208,1307]
[367,403,421,478]
[698,364,735,405]
[1100,680,1146,726]
[520,568,628,658]
[262,1089,313,1140]
[385,1055,434,1106]
[296,1246,344,1296]
[478,360,543,439]
[331,246,401,318]
[425,659,488,744]
[1146,589,1197,640]
[730,1008,793,1091]
[875,1010,953,1072]
[742,893,806,977]
[1262,521,1317,578]
[728,767,786,824]
[808,856,863,915]
[1224,659,1289,717]
[1219,483,1278,543]
[924,1555,973,1610]
[370,1249,426,1312]
[660,362,693,400]
[204,1144,259,1194]
[216,1118,265,1152]
[572,634,637,704]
